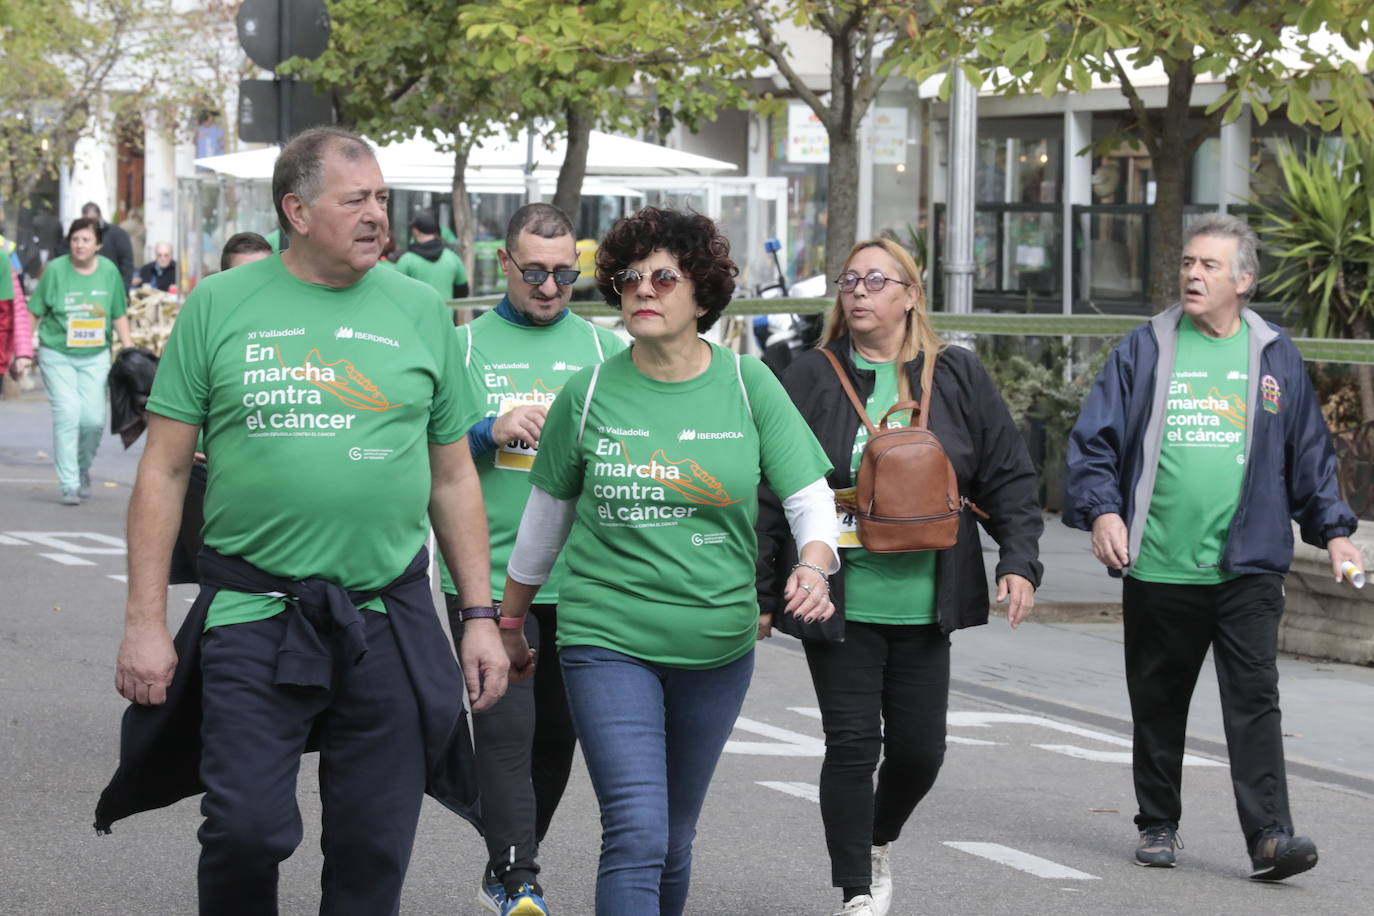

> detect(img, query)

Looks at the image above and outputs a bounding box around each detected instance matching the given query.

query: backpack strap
[576,363,602,447]
[733,350,754,421]
[820,348,878,437]
[914,350,938,430]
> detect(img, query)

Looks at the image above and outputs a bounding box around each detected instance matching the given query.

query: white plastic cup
[1340,560,1366,589]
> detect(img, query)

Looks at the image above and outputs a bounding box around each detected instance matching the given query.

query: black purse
[771,600,845,643]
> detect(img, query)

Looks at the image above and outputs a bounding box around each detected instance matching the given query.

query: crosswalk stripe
[944,842,1099,879]
[756,781,818,803]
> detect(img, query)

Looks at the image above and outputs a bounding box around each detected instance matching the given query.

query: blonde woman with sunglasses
[756,238,1044,916]
[496,207,838,915]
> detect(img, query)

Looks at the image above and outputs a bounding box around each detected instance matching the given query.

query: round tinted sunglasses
[836,270,911,293]
[612,267,685,296]
[511,255,580,287]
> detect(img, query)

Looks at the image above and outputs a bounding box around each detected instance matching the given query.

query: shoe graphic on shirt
[640,447,741,507]
[299,348,403,412]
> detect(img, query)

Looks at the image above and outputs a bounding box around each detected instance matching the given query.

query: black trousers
[1123,574,1292,846]
[803,622,950,887]
[197,609,426,916]
[451,600,578,893]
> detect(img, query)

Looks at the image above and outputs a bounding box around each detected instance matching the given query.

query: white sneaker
[833,895,875,916]
[870,843,893,916]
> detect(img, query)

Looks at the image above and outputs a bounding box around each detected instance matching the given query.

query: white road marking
[1033,744,1223,767]
[0,534,27,545]
[39,552,96,566]
[725,716,826,756]
[6,531,126,553]
[944,842,1100,880]
[757,781,819,803]
[949,735,1002,746]
[949,711,1132,747]
[107,574,127,583]
[788,706,821,719]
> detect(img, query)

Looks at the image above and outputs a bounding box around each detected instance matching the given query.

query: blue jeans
[560,645,754,916]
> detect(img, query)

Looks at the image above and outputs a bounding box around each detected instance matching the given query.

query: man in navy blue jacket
[1065,213,1360,882]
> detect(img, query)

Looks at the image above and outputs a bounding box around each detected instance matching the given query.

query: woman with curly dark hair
[494,206,839,914]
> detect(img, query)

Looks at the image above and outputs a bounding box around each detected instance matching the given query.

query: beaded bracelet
[791,561,830,590]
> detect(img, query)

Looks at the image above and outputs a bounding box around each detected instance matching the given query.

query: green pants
[38,346,110,493]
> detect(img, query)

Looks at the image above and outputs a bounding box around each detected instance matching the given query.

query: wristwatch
[458,604,500,623]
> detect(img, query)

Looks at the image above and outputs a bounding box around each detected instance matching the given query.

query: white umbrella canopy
[193,130,736,186]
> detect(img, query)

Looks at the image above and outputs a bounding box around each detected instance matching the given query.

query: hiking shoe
[78,471,92,498]
[501,883,550,916]
[1135,824,1181,867]
[60,489,80,506]
[1250,829,1318,881]
[477,874,506,914]
[870,843,893,916]
[833,896,876,916]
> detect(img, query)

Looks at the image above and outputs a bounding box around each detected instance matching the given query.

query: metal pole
[944,67,977,318]
[277,0,291,143]
[524,129,541,204]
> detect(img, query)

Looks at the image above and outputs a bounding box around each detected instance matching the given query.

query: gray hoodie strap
[1127,305,1183,569]
[734,350,754,420]
[577,364,602,448]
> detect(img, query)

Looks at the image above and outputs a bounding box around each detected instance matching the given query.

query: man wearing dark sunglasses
[443,203,625,916]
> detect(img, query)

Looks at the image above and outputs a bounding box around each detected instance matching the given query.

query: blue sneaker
[501,883,550,916]
[477,874,506,914]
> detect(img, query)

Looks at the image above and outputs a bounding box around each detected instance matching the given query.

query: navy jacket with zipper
[1064,305,1356,575]
[756,337,1044,635]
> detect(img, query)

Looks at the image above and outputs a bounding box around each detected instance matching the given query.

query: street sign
[236,0,330,71]
[238,79,336,144]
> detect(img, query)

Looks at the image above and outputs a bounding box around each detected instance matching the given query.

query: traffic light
[235,0,335,144]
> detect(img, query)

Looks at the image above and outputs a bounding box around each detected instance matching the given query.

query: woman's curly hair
[595,207,738,333]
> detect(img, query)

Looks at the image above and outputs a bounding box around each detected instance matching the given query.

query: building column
[1062,108,1092,316]
[1218,111,1252,213]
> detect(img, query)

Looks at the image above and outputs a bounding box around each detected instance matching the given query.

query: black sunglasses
[836,269,911,293]
[612,267,685,296]
[511,255,580,287]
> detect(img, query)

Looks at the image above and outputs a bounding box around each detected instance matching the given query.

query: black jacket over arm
[756,337,1044,634]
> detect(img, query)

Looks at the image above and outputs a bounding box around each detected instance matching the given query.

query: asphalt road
[3,389,1373,915]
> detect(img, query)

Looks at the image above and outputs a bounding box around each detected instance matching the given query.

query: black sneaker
[1135,824,1181,867]
[1249,828,1318,881]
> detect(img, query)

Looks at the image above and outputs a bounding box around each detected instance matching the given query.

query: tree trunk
[449,144,474,280]
[826,127,861,287]
[552,107,591,232]
[1353,314,1374,424]
[1145,63,1197,310]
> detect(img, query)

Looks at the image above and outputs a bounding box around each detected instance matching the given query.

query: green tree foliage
[0,0,244,237]
[282,0,524,265]
[458,0,765,224]
[745,0,912,286]
[1257,139,1374,420]
[897,0,1374,309]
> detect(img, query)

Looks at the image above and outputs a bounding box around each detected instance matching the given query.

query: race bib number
[67,318,106,349]
[494,396,541,471]
[834,486,861,549]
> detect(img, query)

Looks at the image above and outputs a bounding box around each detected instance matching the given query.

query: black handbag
[771,600,845,643]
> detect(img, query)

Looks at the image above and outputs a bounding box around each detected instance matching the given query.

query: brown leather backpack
[820,348,986,553]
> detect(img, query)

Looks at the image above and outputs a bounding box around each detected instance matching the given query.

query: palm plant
[1257,139,1374,422]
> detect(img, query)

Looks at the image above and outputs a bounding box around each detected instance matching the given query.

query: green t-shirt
[1132,316,1249,584]
[439,309,625,601]
[1,260,13,299]
[28,255,127,355]
[148,256,476,627]
[842,353,937,624]
[531,343,832,669]
[397,249,468,299]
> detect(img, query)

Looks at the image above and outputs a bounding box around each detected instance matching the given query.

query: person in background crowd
[757,237,1043,916]
[80,202,135,289]
[133,242,177,291]
[1,249,35,396]
[446,202,624,916]
[398,211,470,299]
[497,206,838,915]
[26,217,133,504]
[218,232,273,272]
[1065,213,1360,881]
